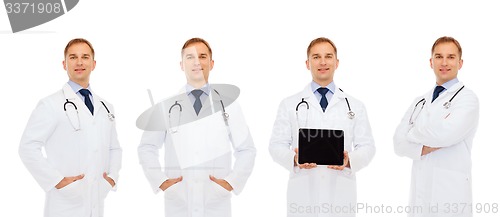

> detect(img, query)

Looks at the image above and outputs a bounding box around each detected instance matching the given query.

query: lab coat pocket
[431,168,472,207]
[99,178,113,199]
[56,179,84,203]
[164,180,186,201]
[207,180,231,202]
[333,168,357,207]
[287,169,311,204]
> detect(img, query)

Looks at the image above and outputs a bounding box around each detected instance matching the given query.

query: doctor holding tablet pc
[269,37,376,217]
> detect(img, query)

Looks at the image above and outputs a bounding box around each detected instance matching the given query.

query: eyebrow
[68,53,91,57]
[311,53,334,57]
[434,53,457,57]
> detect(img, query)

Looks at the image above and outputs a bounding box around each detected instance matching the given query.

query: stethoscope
[295,89,355,126]
[168,89,229,133]
[408,85,464,125]
[64,98,115,131]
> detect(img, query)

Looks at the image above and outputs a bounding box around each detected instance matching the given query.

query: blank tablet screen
[298,128,344,165]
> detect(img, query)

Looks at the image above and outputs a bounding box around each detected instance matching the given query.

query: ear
[209,59,214,71]
[63,60,67,71]
[429,58,433,69]
[306,59,310,70]
[91,60,96,71]
[180,61,185,71]
[334,59,339,70]
[458,59,463,70]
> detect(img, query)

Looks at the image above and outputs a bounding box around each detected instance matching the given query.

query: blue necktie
[432,86,445,103]
[79,89,94,115]
[191,89,203,115]
[317,87,329,112]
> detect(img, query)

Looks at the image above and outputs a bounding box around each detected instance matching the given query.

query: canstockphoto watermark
[3,0,79,33]
[288,202,499,215]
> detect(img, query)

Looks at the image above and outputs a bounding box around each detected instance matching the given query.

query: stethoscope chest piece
[348,111,355,119]
[108,113,115,121]
[443,101,452,109]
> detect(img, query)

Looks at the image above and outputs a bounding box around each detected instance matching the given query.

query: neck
[71,79,89,88]
[436,77,456,86]
[314,79,332,87]
[188,80,207,89]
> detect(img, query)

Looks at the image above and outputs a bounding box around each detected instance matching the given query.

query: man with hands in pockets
[138,38,256,217]
[19,38,122,217]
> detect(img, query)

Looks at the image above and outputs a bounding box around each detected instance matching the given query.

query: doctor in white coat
[19,38,122,217]
[269,37,375,217]
[394,36,479,217]
[138,38,256,217]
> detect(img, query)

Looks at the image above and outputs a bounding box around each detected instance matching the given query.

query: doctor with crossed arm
[394,36,479,217]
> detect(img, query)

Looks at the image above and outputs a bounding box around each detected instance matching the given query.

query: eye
[313,56,319,59]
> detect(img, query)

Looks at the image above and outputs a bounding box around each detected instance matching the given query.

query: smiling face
[63,42,96,88]
[180,42,214,87]
[430,42,463,85]
[306,42,339,86]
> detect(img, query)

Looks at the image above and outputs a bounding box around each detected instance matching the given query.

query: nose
[440,58,448,66]
[320,57,326,65]
[76,58,83,65]
[193,57,201,65]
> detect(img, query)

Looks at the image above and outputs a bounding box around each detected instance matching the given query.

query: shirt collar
[186,83,211,96]
[437,78,459,90]
[68,80,92,94]
[311,81,336,94]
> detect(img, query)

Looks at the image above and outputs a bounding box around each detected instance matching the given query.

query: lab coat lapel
[62,84,92,117]
[178,92,198,121]
[300,86,323,113]
[175,88,199,118]
[301,85,346,113]
[92,95,104,118]
[327,87,346,112]
[440,81,464,99]
[428,81,464,106]
[197,89,224,117]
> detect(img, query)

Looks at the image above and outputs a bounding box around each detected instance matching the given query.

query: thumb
[294,148,298,154]
[73,174,85,181]
[174,176,183,182]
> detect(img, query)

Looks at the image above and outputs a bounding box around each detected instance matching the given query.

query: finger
[172,176,183,183]
[209,175,217,182]
[294,148,298,154]
[103,172,108,179]
[72,174,85,181]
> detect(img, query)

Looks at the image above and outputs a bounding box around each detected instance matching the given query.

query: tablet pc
[298,128,344,165]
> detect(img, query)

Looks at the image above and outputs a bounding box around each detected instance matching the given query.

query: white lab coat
[269,85,376,217]
[138,88,256,217]
[19,83,122,217]
[394,81,479,217]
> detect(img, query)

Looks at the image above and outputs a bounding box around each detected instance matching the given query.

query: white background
[1,0,499,216]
